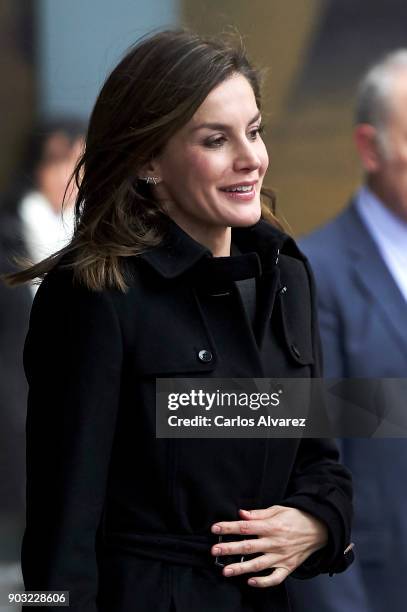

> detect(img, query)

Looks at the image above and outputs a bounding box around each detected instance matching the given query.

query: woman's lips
[219,185,256,201]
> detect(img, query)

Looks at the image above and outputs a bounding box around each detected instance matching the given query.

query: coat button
[291,343,301,359]
[198,349,213,363]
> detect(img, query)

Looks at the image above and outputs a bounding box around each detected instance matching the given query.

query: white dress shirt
[18,191,75,296]
[356,185,407,304]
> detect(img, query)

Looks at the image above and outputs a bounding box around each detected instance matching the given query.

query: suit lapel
[344,203,407,358]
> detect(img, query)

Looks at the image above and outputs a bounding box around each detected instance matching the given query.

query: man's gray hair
[356,49,407,143]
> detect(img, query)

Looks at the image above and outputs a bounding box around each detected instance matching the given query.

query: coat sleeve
[280,259,354,579]
[21,269,123,611]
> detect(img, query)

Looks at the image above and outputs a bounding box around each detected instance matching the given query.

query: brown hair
[6,29,277,292]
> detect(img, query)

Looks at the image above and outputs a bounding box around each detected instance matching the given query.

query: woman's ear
[137,159,162,184]
[353,124,384,173]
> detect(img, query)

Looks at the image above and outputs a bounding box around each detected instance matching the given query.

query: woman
[7,30,353,611]
[1,118,85,278]
[0,118,84,566]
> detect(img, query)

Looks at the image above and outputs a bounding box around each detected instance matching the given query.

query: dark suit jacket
[288,202,407,612]
[22,219,353,612]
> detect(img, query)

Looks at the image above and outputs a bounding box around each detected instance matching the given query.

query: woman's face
[153,73,269,249]
[36,132,84,213]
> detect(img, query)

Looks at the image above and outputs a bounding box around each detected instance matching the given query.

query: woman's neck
[168,214,231,257]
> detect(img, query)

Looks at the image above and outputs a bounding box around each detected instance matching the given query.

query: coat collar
[138,217,303,282]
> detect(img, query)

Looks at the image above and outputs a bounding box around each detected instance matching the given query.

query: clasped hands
[210,505,328,588]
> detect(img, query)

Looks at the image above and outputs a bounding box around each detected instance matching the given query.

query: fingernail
[213,547,221,555]
[248,578,257,586]
[212,525,221,533]
[224,568,234,577]
[240,509,250,515]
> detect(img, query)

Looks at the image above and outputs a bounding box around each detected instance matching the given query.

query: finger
[222,553,274,577]
[248,566,291,588]
[211,519,270,536]
[239,505,283,520]
[211,537,269,557]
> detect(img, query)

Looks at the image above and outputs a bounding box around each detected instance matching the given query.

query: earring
[139,176,161,185]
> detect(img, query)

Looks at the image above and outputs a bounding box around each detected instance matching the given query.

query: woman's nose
[233,141,261,172]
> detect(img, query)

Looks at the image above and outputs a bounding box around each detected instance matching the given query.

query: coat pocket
[128,339,218,377]
[126,297,218,377]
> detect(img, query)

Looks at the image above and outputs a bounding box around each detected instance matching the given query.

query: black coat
[22,219,353,612]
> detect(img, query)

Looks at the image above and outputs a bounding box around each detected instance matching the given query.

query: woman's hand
[210,505,328,588]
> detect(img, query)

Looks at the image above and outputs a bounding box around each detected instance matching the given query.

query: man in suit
[288,50,407,612]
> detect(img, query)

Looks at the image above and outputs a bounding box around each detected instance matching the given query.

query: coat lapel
[344,203,407,359]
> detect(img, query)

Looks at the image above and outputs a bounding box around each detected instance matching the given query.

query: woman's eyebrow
[191,111,261,132]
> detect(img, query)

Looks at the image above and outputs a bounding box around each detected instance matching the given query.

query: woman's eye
[204,136,226,148]
[248,125,265,140]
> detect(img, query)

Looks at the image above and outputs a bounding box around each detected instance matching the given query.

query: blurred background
[4,0,407,235]
[2,0,407,608]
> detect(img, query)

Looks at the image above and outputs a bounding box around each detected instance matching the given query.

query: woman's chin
[230,206,262,227]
